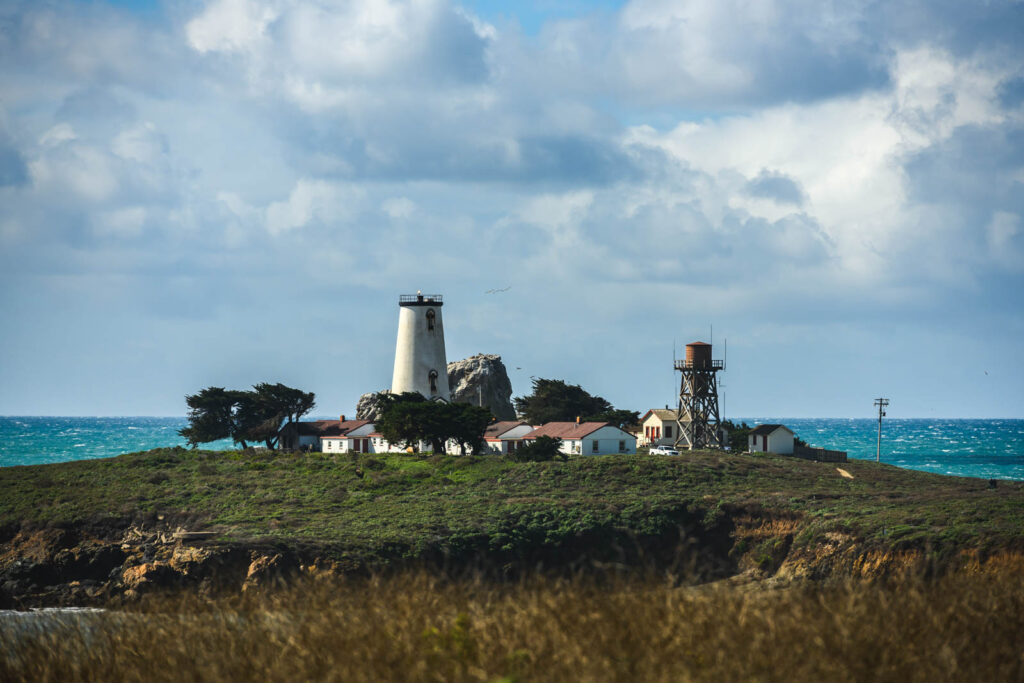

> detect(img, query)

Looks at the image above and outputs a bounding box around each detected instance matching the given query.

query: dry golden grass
[2,572,1023,682]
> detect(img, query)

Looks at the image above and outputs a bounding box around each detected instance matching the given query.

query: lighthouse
[391,292,450,401]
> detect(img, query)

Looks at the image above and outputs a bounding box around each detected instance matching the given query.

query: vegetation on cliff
[1,449,1021,577]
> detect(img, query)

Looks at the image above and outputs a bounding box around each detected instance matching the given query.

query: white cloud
[382,196,416,219]
[112,123,166,164]
[29,144,119,202]
[264,179,364,235]
[988,211,1023,270]
[93,206,147,237]
[621,46,1019,283]
[39,123,77,148]
[186,0,278,54]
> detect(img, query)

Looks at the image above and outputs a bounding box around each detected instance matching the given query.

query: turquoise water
[741,418,1024,481]
[0,417,235,467]
[0,416,1022,480]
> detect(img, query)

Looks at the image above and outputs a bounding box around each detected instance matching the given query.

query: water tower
[391,292,450,401]
[674,341,724,450]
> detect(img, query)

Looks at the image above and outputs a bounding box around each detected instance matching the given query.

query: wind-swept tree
[513,378,614,424]
[179,387,239,448]
[254,382,316,428]
[180,383,316,450]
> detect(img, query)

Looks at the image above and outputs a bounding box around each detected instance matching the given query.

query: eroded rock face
[121,562,178,591]
[446,354,516,420]
[355,392,388,421]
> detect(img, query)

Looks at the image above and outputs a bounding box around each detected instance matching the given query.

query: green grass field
[2,448,1021,574]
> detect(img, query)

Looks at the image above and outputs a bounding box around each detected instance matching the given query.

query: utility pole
[874,398,889,462]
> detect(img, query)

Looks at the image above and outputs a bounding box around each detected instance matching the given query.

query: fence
[791,445,848,463]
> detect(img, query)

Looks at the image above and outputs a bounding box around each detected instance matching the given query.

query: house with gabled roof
[747,424,795,454]
[483,421,534,455]
[638,408,680,447]
[522,421,636,456]
[279,416,373,452]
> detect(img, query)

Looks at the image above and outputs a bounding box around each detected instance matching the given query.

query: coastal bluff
[1,449,1022,607]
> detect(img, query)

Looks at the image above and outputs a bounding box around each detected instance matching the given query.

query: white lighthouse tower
[391,292,450,401]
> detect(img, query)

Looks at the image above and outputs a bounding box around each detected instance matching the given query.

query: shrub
[509,436,565,462]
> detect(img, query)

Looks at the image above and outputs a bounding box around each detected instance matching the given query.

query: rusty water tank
[686,342,712,369]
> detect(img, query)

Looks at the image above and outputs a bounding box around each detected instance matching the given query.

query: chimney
[339,414,345,422]
[575,416,580,426]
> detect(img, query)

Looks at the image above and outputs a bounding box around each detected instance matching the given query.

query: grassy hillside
[2,448,1021,575]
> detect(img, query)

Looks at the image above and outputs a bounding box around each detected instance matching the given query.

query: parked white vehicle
[649,445,680,456]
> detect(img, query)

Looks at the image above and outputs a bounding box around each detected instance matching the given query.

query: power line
[874,397,889,462]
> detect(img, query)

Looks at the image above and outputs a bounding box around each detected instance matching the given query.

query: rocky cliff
[355,392,388,421]
[446,354,516,420]
[4,505,1024,608]
[356,354,516,420]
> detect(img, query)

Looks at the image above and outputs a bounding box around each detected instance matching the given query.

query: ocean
[0,416,1022,481]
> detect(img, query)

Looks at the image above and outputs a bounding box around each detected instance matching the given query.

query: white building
[391,292,450,401]
[483,421,534,455]
[280,417,370,451]
[320,421,377,453]
[747,424,795,454]
[638,409,680,447]
[522,421,637,456]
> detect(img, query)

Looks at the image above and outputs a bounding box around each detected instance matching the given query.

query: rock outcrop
[355,392,388,421]
[446,354,516,420]
[356,354,516,421]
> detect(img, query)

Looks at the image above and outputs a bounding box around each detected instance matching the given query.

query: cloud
[743,170,806,206]
[265,179,365,235]
[1,0,1023,416]
[186,0,278,54]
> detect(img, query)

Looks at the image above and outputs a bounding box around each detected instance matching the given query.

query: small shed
[748,424,795,455]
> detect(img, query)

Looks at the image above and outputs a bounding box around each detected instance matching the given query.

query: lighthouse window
[426,309,435,331]
[429,370,438,394]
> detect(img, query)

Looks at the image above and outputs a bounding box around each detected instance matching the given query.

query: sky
[1,0,1022,419]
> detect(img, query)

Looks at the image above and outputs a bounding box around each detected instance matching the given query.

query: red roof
[484,421,529,438]
[293,419,370,437]
[522,422,608,440]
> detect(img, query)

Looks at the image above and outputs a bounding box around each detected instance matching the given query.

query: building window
[429,370,438,394]
[665,425,673,438]
[619,440,626,452]
[592,440,599,453]
[655,426,661,439]
[426,309,436,331]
